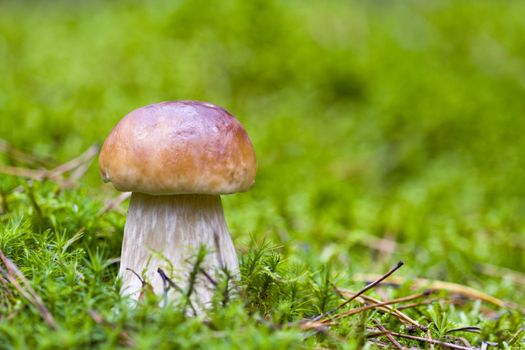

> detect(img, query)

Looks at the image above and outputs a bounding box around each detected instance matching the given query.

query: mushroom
[98,101,256,309]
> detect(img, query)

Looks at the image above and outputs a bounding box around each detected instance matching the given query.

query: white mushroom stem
[119,192,239,309]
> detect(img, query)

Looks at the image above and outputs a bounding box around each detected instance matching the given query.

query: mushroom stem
[119,192,239,308]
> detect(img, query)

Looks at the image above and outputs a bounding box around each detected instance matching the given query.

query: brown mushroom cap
[99,101,257,195]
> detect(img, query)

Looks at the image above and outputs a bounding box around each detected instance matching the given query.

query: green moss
[1,0,524,348]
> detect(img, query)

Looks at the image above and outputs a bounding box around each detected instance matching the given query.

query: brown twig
[354,273,525,313]
[457,337,473,348]
[157,268,184,293]
[373,320,405,349]
[59,159,95,189]
[311,261,404,322]
[0,272,14,297]
[125,267,153,301]
[200,268,218,287]
[157,268,197,315]
[0,139,55,166]
[97,192,131,217]
[446,326,481,334]
[0,165,60,181]
[0,145,99,189]
[426,328,435,350]
[126,267,144,284]
[396,299,437,311]
[332,289,427,329]
[0,249,57,329]
[299,320,330,333]
[327,296,415,321]
[367,330,473,350]
[368,339,391,348]
[48,145,99,177]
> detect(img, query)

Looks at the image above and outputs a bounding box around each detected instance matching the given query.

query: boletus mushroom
[99,101,256,309]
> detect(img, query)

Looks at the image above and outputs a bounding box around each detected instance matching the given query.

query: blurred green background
[1,0,525,304]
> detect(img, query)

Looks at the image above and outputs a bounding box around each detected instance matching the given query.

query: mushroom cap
[99,101,257,195]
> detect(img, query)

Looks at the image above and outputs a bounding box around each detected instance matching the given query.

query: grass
[1,0,525,348]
